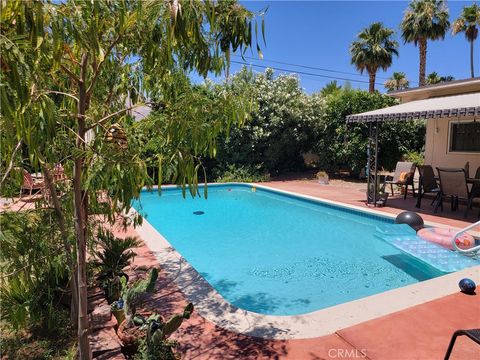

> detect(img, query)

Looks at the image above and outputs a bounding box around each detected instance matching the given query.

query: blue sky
[195,0,479,94]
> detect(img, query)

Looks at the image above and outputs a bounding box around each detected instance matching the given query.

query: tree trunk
[368,71,376,93]
[75,53,91,360]
[470,39,475,78]
[419,38,427,86]
[42,164,79,327]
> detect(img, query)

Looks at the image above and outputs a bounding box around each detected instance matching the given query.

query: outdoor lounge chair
[444,328,480,360]
[416,165,440,209]
[20,169,45,199]
[53,163,66,181]
[436,168,470,217]
[385,161,416,199]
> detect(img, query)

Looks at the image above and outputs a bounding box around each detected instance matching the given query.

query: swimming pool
[132,184,444,316]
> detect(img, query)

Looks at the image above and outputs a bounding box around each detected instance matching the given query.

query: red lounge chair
[20,169,44,198]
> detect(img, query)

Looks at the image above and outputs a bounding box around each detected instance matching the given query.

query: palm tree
[350,22,399,93]
[401,0,450,86]
[426,71,442,84]
[321,81,342,96]
[384,72,410,92]
[426,72,455,84]
[452,3,480,78]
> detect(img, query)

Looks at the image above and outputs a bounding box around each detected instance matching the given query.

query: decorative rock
[395,211,424,231]
[90,327,123,358]
[94,349,126,360]
[459,278,476,295]
[89,302,112,331]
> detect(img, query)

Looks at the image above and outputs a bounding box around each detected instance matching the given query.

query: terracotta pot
[111,309,125,330]
[117,320,146,355]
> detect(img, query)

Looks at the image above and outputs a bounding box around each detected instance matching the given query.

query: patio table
[420,176,479,211]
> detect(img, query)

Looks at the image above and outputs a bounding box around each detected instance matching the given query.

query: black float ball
[395,211,424,231]
[459,278,476,295]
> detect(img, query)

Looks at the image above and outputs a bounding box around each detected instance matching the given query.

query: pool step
[380,234,480,273]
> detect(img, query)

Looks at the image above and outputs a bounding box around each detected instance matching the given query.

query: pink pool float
[417,227,475,250]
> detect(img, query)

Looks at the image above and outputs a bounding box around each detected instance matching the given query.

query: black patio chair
[444,328,480,360]
[416,165,441,209]
[436,168,471,218]
[469,166,480,218]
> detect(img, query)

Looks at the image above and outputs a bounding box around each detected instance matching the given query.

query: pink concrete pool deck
[258,178,478,228]
[109,180,479,360]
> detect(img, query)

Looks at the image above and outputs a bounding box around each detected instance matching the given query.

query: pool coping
[130,182,480,340]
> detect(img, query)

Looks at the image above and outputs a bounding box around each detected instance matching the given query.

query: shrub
[213,69,425,177]
[314,89,425,175]
[213,164,270,183]
[214,68,323,175]
[0,211,70,332]
[403,151,425,166]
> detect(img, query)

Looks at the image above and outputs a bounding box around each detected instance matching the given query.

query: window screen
[449,121,480,152]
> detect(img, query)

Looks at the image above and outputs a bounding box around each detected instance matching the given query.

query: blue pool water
[132,184,443,316]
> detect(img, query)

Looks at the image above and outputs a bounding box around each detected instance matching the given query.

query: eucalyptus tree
[0,1,265,358]
[452,3,480,78]
[350,22,399,93]
[384,72,410,92]
[401,0,450,86]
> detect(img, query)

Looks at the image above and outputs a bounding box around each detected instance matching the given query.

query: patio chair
[415,165,440,209]
[53,163,67,182]
[20,169,45,199]
[385,161,416,199]
[469,166,480,218]
[444,328,480,360]
[435,168,470,217]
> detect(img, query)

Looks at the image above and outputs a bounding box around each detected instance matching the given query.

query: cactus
[142,303,194,359]
[121,268,158,327]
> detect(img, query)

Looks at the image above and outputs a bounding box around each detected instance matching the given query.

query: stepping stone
[90,327,122,358]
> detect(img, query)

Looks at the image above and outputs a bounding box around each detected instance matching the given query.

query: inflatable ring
[417,227,475,250]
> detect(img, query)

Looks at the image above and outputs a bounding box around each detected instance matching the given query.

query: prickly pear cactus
[122,268,158,326]
[144,303,194,359]
[162,314,184,339]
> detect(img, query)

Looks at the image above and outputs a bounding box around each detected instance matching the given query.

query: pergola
[346,92,480,206]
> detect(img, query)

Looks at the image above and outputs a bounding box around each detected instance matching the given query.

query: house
[347,78,480,175]
[390,78,480,173]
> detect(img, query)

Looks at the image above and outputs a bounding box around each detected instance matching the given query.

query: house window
[449,120,480,153]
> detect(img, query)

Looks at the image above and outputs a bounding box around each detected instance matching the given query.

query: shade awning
[346,92,480,123]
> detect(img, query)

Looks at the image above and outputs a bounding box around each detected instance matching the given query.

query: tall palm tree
[401,0,450,86]
[350,22,399,93]
[384,72,410,92]
[452,3,480,78]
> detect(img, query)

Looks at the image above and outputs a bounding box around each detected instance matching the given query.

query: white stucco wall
[424,117,480,176]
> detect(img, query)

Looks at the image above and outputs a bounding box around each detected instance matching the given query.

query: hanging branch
[0,140,22,187]
[85,102,154,131]
[60,64,80,84]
